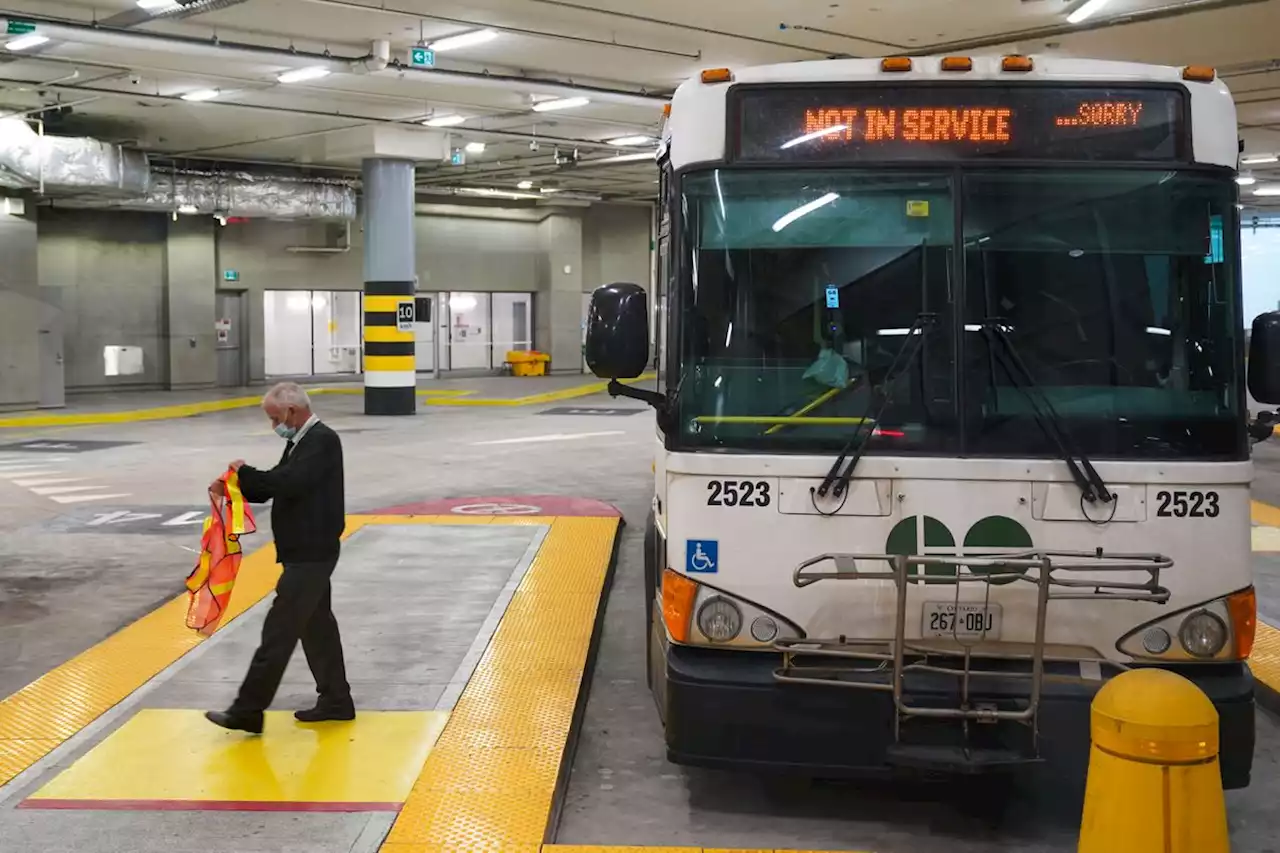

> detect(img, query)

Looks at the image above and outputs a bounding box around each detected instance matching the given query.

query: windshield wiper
[980,321,1112,505]
[817,313,936,501]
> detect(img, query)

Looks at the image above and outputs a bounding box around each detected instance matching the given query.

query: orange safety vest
[184,468,256,637]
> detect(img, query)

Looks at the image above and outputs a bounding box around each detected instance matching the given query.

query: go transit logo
[884,515,1033,585]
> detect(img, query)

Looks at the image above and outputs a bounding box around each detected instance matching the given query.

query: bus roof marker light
[700,68,733,84]
[881,57,912,72]
[1002,55,1034,72]
[1067,0,1111,24]
[771,192,838,232]
[941,57,973,72]
[1182,65,1216,82]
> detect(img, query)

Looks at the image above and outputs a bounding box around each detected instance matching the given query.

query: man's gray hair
[262,382,312,410]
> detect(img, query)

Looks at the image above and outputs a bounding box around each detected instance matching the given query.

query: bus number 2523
[707,480,771,507]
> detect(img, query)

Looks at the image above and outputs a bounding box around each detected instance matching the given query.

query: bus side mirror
[586,282,649,379]
[1249,311,1280,404]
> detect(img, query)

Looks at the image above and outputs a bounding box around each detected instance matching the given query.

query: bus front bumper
[661,644,1255,789]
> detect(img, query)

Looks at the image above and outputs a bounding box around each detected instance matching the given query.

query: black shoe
[205,709,264,734]
[294,703,356,723]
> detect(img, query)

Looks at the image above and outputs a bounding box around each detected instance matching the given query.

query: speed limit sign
[396,300,414,331]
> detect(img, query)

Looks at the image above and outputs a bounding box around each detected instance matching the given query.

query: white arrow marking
[162,511,206,527]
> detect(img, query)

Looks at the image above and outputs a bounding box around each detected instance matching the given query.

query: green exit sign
[223,270,240,282]
[409,46,435,68]
[6,20,35,35]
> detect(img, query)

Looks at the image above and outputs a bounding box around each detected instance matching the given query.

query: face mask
[275,423,298,441]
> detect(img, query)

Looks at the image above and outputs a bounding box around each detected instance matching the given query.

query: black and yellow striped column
[363,288,416,415]
[362,157,416,416]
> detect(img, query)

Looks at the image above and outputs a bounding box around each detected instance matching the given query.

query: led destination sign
[735,86,1186,162]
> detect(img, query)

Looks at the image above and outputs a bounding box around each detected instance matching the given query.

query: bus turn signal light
[1002,55,1034,72]
[700,68,733,84]
[881,57,913,72]
[1227,586,1256,659]
[662,568,698,643]
[941,56,973,72]
[1182,65,1216,82]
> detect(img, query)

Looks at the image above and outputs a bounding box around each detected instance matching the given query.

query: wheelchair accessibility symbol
[686,539,718,574]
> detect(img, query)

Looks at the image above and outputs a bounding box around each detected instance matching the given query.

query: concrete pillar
[362,158,416,415]
[0,203,41,410]
[537,214,583,374]
[164,216,217,390]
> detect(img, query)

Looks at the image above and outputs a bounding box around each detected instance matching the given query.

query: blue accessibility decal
[686,539,718,574]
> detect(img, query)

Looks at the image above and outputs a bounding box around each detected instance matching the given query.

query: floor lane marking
[0,469,62,479]
[48,493,132,504]
[11,477,88,488]
[29,485,111,496]
[471,431,626,446]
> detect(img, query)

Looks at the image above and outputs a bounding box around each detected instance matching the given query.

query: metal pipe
[288,0,701,60]
[0,12,669,108]
[921,0,1269,54]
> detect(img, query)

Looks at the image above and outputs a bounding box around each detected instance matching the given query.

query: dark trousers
[231,558,351,713]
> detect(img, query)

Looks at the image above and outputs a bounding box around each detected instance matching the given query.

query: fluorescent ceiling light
[1254,186,1280,197]
[771,192,839,232]
[877,328,922,337]
[1237,174,1257,186]
[5,34,49,52]
[137,0,181,9]
[177,204,199,214]
[277,66,331,84]
[606,135,651,146]
[180,88,220,102]
[781,125,846,150]
[1242,154,1279,165]
[465,141,486,153]
[531,97,590,112]
[517,180,534,189]
[423,114,466,127]
[429,29,498,52]
[1067,0,1111,24]
[457,187,541,200]
[594,151,657,164]
[1146,326,1172,336]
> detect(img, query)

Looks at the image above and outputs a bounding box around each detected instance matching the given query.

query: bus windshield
[672,167,1244,460]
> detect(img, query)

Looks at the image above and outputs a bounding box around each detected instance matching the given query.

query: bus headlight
[697,597,742,643]
[661,569,803,650]
[1179,610,1228,658]
[1117,587,1254,662]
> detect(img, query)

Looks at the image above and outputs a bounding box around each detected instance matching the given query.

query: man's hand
[229,459,245,472]
[208,479,226,497]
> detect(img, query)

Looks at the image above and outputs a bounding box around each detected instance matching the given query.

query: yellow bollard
[1079,668,1229,852]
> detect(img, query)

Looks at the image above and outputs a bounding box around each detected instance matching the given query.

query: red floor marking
[368,494,622,518]
[19,799,402,812]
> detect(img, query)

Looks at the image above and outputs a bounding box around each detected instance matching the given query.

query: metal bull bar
[773,549,1173,751]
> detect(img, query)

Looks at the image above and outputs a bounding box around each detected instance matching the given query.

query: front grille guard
[773,549,1172,745]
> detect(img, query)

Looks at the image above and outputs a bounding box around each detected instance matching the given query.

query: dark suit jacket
[238,421,345,563]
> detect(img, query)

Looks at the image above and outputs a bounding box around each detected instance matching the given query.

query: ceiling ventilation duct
[139,168,357,219]
[0,117,149,196]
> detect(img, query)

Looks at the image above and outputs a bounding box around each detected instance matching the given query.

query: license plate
[922,602,1002,640]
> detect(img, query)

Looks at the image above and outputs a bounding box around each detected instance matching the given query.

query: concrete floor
[2,383,1279,852]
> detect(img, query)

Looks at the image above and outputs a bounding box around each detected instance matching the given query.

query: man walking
[206,381,353,734]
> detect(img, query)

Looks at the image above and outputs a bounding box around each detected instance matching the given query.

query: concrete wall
[0,206,40,409]
[38,209,168,392]
[25,200,650,399]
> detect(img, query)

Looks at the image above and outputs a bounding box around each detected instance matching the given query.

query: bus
[585,54,1280,790]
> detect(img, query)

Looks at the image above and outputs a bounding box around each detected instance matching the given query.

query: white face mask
[274,422,298,440]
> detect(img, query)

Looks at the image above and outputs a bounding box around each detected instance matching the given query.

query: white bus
[586,54,1280,790]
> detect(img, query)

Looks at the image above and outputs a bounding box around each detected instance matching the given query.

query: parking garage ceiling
[0,0,1276,209]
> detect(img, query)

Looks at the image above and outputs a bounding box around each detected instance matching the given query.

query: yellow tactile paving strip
[0,542,284,788]
[380,515,620,851]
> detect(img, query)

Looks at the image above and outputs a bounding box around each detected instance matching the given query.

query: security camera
[529,139,539,152]
[130,75,141,85]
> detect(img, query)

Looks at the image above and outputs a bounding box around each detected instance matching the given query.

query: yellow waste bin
[1078,668,1228,853]
[506,350,550,377]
